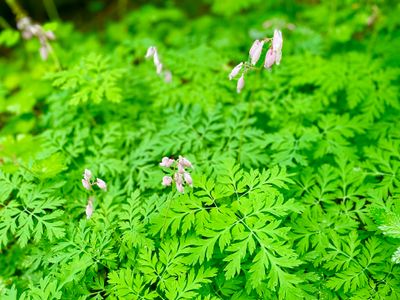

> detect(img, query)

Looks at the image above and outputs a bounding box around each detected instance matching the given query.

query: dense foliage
[1,0,400,299]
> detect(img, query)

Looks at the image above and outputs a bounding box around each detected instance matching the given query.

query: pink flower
[82,179,91,190]
[160,157,175,168]
[176,182,184,193]
[264,48,276,69]
[85,197,94,219]
[153,52,161,67]
[272,30,283,52]
[96,178,107,191]
[162,176,173,186]
[177,163,185,174]
[184,172,193,186]
[145,46,156,59]
[272,29,283,65]
[249,40,264,65]
[229,62,243,80]
[179,156,192,168]
[83,169,92,181]
[39,46,49,61]
[164,70,172,83]
[46,31,55,40]
[174,173,183,185]
[156,63,163,74]
[237,74,245,93]
[22,31,32,39]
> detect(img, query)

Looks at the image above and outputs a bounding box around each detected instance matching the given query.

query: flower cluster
[145,46,172,83]
[160,156,193,193]
[229,29,283,93]
[16,17,55,61]
[81,169,107,191]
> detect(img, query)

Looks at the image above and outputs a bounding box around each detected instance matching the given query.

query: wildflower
[160,155,193,193]
[176,182,184,193]
[229,62,243,80]
[164,70,172,83]
[153,52,161,68]
[184,172,193,186]
[272,29,283,65]
[249,40,264,65]
[145,46,172,81]
[156,62,163,74]
[145,46,156,58]
[174,173,184,193]
[82,179,91,190]
[85,197,94,219]
[228,29,283,93]
[174,172,183,185]
[237,74,245,93]
[83,169,92,181]
[179,156,193,168]
[16,17,55,61]
[81,169,107,192]
[160,157,175,168]
[96,178,107,191]
[162,176,173,186]
[177,163,185,174]
[264,48,276,69]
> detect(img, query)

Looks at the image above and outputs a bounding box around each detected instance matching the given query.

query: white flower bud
[229,62,243,80]
[85,197,94,219]
[272,29,283,52]
[237,74,245,93]
[264,48,276,69]
[176,182,184,193]
[162,176,173,186]
[160,157,175,168]
[96,178,107,191]
[82,179,91,190]
[83,169,92,181]
[249,40,264,65]
[184,172,193,186]
[39,46,49,61]
[145,46,156,59]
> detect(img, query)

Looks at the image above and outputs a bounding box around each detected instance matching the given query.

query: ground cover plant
[0,0,400,299]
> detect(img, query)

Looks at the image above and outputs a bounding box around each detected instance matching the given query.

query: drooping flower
[160,157,175,168]
[174,173,184,193]
[179,156,193,168]
[162,176,173,186]
[249,40,264,65]
[160,156,193,193]
[228,29,283,93]
[145,46,156,58]
[264,48,276,69]
[82,179,91,190]
[272,30,283,52]
[16,17,55,61]
[85,197,94,219]
[177,163,185,174]
[96,178,107,191]
[237,74,245,93]
[145,46,172,82]
[153,52,161,67]
[164,70,172,83]
[229,62,243,80]
[184,172,193,186]
[176,182,184,193]
[83,169,92,181]
[156,62,163,74]
[272,29,283,65]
